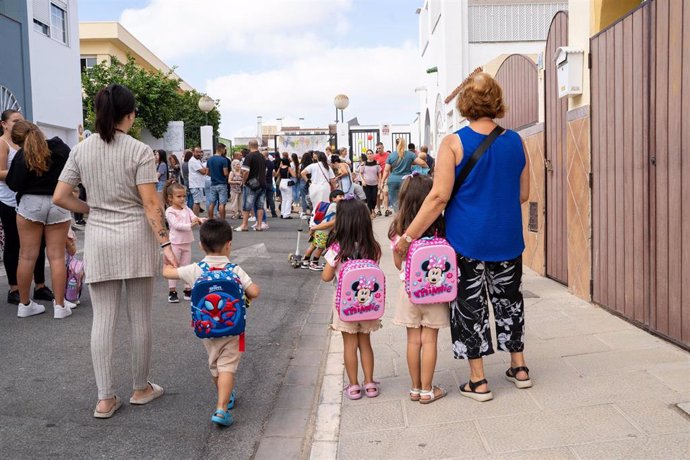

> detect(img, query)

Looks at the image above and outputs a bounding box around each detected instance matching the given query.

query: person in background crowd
[411,151,431,175]
[53,83,175,417]
[181,149,193,208]
[228,159,243,219]
[420,145,435,175]
[338,147,351,166]
[73,184,87,225]
[382,140,427,212]
[168,153,181,184]
[360,149,382,218]
[235,139,266,232]
[206,143,229,220]
[261,147,277,221]
[395,72,531,402]
[276,157,296,219]
[155,149,169,204]
[290,153,301,215]
[188,146,208,216]
[372,142,388,216]
[301,151,335,209]
[331,155,353,194]
[299,151,314,219]
[0,109,52,306]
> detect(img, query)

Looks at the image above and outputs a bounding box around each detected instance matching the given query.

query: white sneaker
[260,222,269,230]
[53,301,72,319]
[17,300,46,318]
[248,216,257,222]
[64,299,78,310]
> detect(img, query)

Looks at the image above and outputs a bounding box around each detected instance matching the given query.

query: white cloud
[120,0,352,61]
[120,0,419,139]
[208,43,419,137]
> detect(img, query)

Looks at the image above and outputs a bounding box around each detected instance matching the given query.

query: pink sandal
[343,384,362,400]
[364,381,380,398]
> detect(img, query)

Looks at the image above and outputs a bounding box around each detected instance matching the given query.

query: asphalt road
[0,215,322,459]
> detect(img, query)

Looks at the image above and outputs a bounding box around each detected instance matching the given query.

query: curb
[309,329,344,460]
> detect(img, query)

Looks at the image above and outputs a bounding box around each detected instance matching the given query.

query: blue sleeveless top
[444,126,526,262]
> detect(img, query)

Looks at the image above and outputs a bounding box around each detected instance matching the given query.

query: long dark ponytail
[94,84,135,143]
[326,198,381,263]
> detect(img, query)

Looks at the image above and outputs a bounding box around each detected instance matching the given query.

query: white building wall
[27,0,82,147]
[418,0,562,154]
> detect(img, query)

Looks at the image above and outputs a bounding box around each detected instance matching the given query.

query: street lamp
[334,94,349,123]
[198,95,215,125]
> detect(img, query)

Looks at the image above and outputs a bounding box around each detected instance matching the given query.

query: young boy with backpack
[301,189,344,271]
[163,219,261,427]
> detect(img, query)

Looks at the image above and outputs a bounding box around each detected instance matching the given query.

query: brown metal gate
[591,0,690,348]
[544,11,569,285]
[495,54,538,131]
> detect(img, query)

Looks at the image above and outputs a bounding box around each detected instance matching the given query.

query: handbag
[449,126,504,200]
[317,163,336,191]
[246,177,262,191]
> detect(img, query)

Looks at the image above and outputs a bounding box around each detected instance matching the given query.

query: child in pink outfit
[164,182,203,303]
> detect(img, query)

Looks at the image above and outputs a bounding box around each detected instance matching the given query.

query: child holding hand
[388,174,449,404]
[164,182,203,303]
[163,219,260,427]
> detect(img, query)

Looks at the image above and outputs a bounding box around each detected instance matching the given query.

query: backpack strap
[450,126,504,202]
[197,261,210,271]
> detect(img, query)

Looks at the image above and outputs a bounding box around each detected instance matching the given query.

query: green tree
[81,55,220,145]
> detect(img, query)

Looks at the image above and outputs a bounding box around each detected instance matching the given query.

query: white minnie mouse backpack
[405,236,457,304]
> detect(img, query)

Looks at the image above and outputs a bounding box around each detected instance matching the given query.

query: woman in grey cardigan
[53,84,178,418]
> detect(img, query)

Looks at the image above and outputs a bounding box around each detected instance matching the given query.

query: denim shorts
[16,194,71,225]
[208,184,228,205]
[190,187,205,204]
[242,186,266,212]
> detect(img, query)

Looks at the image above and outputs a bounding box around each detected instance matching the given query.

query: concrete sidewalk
[310,217,690,459]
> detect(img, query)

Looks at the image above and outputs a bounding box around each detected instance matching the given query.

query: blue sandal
[227,389,237,411]
[211,409,234,427]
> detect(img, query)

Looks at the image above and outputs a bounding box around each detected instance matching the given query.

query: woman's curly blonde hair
[456,71,506,121]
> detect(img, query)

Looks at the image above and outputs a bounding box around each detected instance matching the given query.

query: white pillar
[336,122,348,150]
[200,125,213,153]
[164,121,185,152]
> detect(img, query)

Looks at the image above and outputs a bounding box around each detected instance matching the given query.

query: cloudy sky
[79,0,422,139]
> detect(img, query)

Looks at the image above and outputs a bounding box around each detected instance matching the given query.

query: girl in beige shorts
[388,174,450,404]
[322,199,383,401]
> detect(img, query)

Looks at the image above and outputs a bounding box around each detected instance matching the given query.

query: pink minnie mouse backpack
[335,258,386,322]
[405,236,457,304]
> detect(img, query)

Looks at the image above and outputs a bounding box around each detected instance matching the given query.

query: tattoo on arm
[147,205,169,243]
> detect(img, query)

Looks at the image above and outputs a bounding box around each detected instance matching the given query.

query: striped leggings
[88,277,154,400]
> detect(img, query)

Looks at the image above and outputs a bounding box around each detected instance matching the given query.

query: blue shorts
[190,187,204,204]
[156,182,166,192]
[208,184,228,205]
[242,187,266,212]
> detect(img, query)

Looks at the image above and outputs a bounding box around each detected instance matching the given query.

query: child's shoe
[17,300,45,318]
[183,289,192,301]
[211,409,234,427]
[309,261,324,271]
[300,259,310,269]
[228,389,236,410]
[168,290,179,303]
[53,301,72,319]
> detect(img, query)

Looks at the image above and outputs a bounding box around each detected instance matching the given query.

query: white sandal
[409,388,421,401]
[419,386,447,405]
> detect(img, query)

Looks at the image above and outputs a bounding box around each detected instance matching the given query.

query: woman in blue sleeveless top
[394,72,531,402]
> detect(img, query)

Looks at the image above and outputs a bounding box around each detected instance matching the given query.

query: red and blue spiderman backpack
[190,262,247,345]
